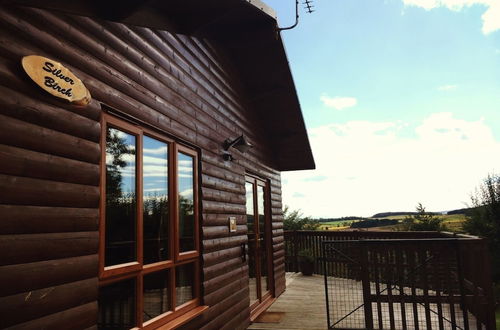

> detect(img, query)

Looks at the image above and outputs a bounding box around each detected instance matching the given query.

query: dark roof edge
[245,0,277,19]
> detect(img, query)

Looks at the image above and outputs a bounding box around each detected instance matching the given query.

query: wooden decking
[248,273,478,330]
[248,273,327,330]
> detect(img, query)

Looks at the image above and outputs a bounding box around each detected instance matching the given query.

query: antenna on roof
[304,0,315,13]
[277,0,315,32]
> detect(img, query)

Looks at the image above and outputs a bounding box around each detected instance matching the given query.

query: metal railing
[285,230,445,274]
[284,230,496,330]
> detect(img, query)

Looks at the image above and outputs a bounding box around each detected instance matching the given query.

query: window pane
[258,185,269,292]
[105,128,137,266]
[178,152,195,252]
[143,136,169,264]
[245,182,255,234]
[98,278,136,330]
[143,270,171,322]
[176,263,195,306]
[245,181,258,305]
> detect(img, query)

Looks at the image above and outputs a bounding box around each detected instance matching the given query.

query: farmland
[319,213,467,232]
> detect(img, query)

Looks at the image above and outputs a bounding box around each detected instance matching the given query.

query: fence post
[455,240,470,330]
[322,241,332,329]
[480,239,496,330]
[361,241,374,330]
[293,230,299,273]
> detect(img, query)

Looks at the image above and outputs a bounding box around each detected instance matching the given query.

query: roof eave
[6,0,316,171]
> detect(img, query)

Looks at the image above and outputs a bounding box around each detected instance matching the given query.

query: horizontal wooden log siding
[0,4,286,329]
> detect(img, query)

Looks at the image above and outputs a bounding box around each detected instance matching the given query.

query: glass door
[245,176,272,312]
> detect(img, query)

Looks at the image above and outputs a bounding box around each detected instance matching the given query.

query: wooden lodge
[0,1,315,329]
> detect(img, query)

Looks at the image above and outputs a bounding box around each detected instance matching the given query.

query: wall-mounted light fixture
[222,135,253,161]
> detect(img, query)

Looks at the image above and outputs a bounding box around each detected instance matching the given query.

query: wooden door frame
[245,174,275,316]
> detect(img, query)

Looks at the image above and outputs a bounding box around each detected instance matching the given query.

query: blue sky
[265,0,500,217]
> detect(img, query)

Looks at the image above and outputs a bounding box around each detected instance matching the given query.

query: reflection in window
[98,278,136,330]
[143,136,169,264]
[176,263,194,306]
[246,182,254,234]
[245,182,258,305]
[258,185,268,292]
[101,116,201,330]
[143,270,170,322]
[105,128,137,266]
[178,152,194,252]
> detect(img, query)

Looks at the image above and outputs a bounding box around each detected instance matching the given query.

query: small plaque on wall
[21,55,91,106]
[229,217,237,233]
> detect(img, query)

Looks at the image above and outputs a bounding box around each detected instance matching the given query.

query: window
[98,114,202,329]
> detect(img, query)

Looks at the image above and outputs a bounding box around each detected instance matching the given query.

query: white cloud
[143,155,168,165]
[143,165,168,177]
[320,95,358,110]
[282,112,500,218]
[402,0,500,34]
[144,188,167,193]
[437,84,457,91]
[404,0,441,10]
[481,2,500,34]
[403,0,489,11]
[180,188,193,199]
[143,146,168,155]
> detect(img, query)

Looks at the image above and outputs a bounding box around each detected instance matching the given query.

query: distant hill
[371,212,418,218]
[351,219,399,228]
[317,216,368,223]
[446,207,473,215]
[316,207,474,222]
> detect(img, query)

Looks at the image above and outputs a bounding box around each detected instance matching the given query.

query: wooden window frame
[175,145,200,262]
[99,113,203,329]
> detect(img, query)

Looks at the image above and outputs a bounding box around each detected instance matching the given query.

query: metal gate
[322,239,495,330]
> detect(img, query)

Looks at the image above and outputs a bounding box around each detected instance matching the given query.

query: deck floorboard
[248,273,327,330]
[248,273,476,330]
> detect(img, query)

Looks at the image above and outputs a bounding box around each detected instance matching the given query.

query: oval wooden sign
[21,55,91,106]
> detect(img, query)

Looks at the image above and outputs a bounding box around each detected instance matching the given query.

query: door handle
[241,243,246,262]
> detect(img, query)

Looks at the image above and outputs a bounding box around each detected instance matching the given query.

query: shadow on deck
[248,273,327,330]
[249,231,496,330]
[248,273,480,330]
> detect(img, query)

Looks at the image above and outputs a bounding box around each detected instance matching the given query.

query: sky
[264,0,500,218]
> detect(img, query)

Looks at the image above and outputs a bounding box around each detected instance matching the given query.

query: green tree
[463,174,500,284]
[105,129,135,201]
[401,203,445,231]
[283,206,320,231]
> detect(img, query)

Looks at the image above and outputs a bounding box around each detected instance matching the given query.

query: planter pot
[299,260,314,276]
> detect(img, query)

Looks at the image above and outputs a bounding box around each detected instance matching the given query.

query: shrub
[463,174,500,288]
[298,248,315,262]
[283,206,320,231]
[400,203,445,231]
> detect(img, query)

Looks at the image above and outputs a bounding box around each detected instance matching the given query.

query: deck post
[361,241,374,330]
[455,240,470,329]
[293,230,299,272]
[322,242,332,329]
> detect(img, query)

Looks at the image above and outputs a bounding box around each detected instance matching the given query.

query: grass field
[320,219,360,230]
[319,214,467,232]
[441,214,466,232]
[320,225,351,231]
[496,308,500,329]
[319,223,352,231]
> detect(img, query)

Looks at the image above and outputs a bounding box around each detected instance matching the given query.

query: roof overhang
[6,0,315,171]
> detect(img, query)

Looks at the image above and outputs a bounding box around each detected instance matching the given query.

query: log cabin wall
[0,4,285,330]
